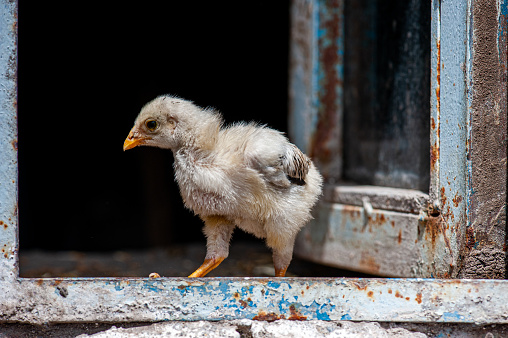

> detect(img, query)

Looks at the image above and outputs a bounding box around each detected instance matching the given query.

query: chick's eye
[145,120,158,131]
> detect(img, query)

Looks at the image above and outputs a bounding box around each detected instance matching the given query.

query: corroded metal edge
[323,184,429,214]
[296,202,456,278]
[430,0,469,278]
[0,277,507,324]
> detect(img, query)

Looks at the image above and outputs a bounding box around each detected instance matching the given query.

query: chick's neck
[174,119,221,161]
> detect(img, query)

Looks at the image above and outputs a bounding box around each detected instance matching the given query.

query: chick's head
[123,95,221,151]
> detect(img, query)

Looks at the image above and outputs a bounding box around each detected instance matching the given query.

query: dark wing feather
[281,144,310,185]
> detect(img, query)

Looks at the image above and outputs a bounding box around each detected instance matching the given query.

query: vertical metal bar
[430,0,441,208]
[459,0,508,278]
[289,0,316,154]
[289,0,344,183]
[310,0,344,183]
[429,0,469,277]
[0,0,18,280]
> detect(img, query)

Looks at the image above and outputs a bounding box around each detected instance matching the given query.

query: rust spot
[465,226,476,250]
[369,213,388,226]
[367,291,374,298]
[306,285,310,290]
[424,215,441,250]
[452,194,463,208]
[261,289,266,296]
[178,285,186,290]
[391,221,395,228]
[440,187,447,207]
[415,293,422,304]
[310,0,343,168]
[431,117,436,130]
[301,290,304,295]
[288,304,307,321]
[234,292,240,299]
[343,205,362,220]
[53,279,62,286]
[359,254,380,274]
[405,297,410,301]
[430,142,439,170]
[352,280,369,291]
[36,279,44,286]
[395,291,404,299]
[398,230,402,244]
[239,299,248,308]
[11,140,18,151]
[253,311,283,322]
[388,289,392,294]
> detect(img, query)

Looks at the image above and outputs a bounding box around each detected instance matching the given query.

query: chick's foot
[188,256,225,277]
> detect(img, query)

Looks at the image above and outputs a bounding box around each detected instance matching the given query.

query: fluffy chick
[124,95,323,277]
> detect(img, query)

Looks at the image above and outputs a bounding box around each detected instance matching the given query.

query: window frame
[1,0,507,324]
[290,0,481,279]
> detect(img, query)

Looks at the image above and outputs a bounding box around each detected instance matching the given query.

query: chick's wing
[245,128,310,189]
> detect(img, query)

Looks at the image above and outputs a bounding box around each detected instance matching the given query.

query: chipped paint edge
[1,277,508,324]
[0,0,18,281]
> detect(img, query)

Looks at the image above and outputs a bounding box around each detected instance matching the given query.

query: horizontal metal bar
[296,202,454,278]
[322,184,429,214]
[1,277,507,324]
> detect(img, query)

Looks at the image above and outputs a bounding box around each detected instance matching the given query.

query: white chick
[124,95,323,277]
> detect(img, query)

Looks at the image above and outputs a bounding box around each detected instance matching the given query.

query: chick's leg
[188,216,235,278]
[266,230,296,277]
[272,247,293,277]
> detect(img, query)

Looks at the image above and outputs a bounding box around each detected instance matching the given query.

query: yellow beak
[123,128,149,151]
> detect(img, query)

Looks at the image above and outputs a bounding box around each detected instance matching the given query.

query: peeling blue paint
[443,311,464,321]
[341,314,352,321]
[142,281,164,293]
[266,281,281,289]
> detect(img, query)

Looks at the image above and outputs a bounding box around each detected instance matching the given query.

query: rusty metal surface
[1,277,508,324]
[322,185,429,215]
[288,0,315,155]
[458,0,507,278]
[291,0,457,278]
[296,202,461,278]
[0,0,18,281]
[296,203,424,277]
[289,0,344,183]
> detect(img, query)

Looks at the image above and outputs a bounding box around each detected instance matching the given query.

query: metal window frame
[290,0,468,278]
[1,0,508,325]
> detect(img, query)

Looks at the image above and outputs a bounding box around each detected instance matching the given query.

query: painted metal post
[427,0,470,278]
[459,0,507,278]
[0,0,18,281]
[289,0,344,183]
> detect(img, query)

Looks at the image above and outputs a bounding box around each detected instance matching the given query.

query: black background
[18,2,290,251]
